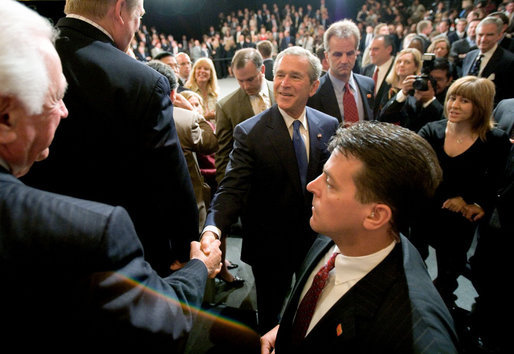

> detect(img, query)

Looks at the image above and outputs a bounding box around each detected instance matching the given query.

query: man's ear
[0,96,17,144]
[363,203,392,231]
[113,0,126,25]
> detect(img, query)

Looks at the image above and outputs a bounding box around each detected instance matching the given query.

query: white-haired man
[0,1,221,351]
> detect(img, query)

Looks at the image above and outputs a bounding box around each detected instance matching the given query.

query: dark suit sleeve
[207,123,254,236]
[139,76,199,265]
[91,206,208,351]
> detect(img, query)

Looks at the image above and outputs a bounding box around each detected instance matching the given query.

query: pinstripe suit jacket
[0,168,208,352]
[275,234,459,353]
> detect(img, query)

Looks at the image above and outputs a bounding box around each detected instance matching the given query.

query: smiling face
[273,54,319,118]
[446,94,473,123]
[476,22,502,53]
[194,62,212,85]
[395,53,417,77]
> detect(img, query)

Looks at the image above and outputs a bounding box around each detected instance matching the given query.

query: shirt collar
[481,43,498,58]
[331,241,396,285]
[66,14,114,42]
[278,106,307,130]
[328,70,356,92]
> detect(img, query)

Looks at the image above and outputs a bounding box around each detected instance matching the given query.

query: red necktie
[343,82,359,123]
[372,67,379,94]
[292,252,340,341]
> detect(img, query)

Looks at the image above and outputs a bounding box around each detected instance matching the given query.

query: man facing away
[261,122,458,353]
[21,0,199,276]
[0,1,221,352]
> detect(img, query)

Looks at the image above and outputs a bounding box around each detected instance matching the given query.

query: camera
[413,53,436,92]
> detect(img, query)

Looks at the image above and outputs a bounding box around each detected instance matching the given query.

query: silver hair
[478,16,503,34]
[273,46,322,83]
[0,0,57,115]
[324,19,361,51]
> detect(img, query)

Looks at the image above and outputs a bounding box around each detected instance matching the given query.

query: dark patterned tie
[292,120,308,189]
[470,54,483,76]
[291,252,340,341]
[372,67,379,94]
[343,82,359,123]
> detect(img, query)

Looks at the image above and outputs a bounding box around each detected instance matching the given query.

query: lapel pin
[317,133,322,139]
[366,93,372,99]
[336,323,343,336]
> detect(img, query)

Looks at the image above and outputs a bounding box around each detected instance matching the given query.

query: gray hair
[324,19,361,51]
[231,48,263,70]
[65,0,140,20]
[147,60,178,91]
[0,0,57,115]
[478,16,503,34]
[273,46,322,83]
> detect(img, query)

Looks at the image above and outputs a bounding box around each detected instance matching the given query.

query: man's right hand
[200,231,218,255]
[260,324,279,354]
[190,240,222,278]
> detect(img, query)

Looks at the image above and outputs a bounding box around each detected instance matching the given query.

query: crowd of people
[1,0,514,353]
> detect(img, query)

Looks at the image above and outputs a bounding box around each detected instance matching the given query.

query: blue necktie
[293,120,308,189]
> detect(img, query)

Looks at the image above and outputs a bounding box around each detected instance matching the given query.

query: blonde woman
[384,47,422,100]
[427,35,451,59]
[414,76,511,308]
[185,57,219,122]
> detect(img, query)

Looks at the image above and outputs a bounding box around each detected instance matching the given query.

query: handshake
[189,231,222,278]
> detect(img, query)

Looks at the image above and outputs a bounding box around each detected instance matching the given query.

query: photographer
[378,54,443,132]
[430,58,455,105]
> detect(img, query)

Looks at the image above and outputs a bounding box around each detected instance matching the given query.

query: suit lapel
[236,89,255,122]
[306,108,323,185]
[267,106,304,192]
[319,76,342,121]
[354,75,373,120]
[464,50,479,75]
[481,47,502,78]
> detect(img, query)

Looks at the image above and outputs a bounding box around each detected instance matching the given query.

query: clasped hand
[191,233,222,278]
[442,196,484,222]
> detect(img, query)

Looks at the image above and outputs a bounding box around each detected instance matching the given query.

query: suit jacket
[307,73,375,123]
[449,37,477,77]
[275,235,459,353]
[206,105,338,273]
[493,98,514,138]
[462,47,514,105]
[378,94,444,133]
[173,107,218,231]
[0,168,208,353]
[361,58,394,119]
[214,80,275,184]
[263,57,275,81]
[21,18,199,275]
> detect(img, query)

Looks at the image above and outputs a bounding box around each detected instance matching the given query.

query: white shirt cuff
[202,225,222,239]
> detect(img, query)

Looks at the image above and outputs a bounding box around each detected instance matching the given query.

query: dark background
[19,0,361,38]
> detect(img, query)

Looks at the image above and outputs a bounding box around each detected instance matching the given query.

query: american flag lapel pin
[336,323,343,336]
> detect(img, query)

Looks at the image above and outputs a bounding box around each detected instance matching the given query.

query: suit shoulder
[218,87,244,107]
[354,73,374,86]
[306,106,339,124]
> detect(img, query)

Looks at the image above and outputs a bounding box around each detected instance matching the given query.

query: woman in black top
[414,76,511,309]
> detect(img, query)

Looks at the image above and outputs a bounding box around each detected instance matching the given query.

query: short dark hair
[147,60,178,91]
[257,40,273,58]
[328,122,442,237]
[153,51,174,61]
[431,57,452,79]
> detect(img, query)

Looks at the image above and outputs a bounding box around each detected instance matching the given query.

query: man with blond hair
[23,0,200,276]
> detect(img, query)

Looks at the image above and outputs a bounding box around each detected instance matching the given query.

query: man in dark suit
[462,16,514,106]
[21,0,199,277]
[257,39,275,81]
[493,98,514,139]
[261,122,458,353]
[450,18,479,77]
[361,34,395,118]
[448,18,467,44]
[307,19,374,123]
[201,47,339,333]
[0,1,222,351]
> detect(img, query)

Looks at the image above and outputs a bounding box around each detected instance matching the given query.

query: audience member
[383,47,422,101]
[487,11,514,52]
[261,121,458,353]
[416,19,434,51]
[176,52,193,87]
[430,57,455,104]
[153,51,186,92]
[22,0,199,277]
[201,46,338,333]
[257,40,275,81]
[361,34,396,118]
[307,19,374,123]
[185,57,219,123]
[414,76,511,315]
[147,60,218,235]
[427,35,451,59]
[492,98,514,139]
[450,18,479,77]
[448,18,468,44]
[0,1,222,352]
[462,16,514,105]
